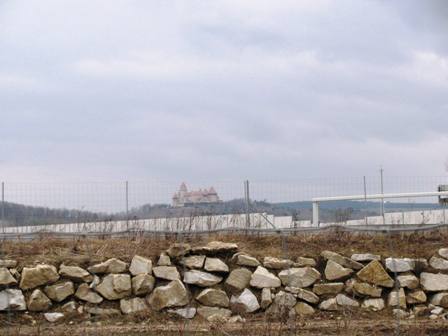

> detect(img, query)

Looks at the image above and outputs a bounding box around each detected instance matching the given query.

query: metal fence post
[1,182,4,231]
[312,201,319,227]
[125,181,129,231]
[244,180,251,230]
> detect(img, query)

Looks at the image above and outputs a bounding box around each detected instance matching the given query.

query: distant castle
[172,182,221,207]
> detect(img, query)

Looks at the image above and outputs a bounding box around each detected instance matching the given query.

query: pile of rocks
[2,242,448,322]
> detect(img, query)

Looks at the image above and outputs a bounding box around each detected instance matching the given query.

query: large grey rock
[84,306,120,316]
[153,266,180,281]
[181,255,206,269]
[362,298,385,311]
[278,267,321,288]
[285,287,319,304]
[250,266,281,288]
[295,302,315,315]
[132,274,155,296]
[397,274,419,289]
[44,312,64,323]
[263,257,293,270]
[157,253,171,266]
[352,281,382,298]
[438,248,448,259]
[351,254,381,262]
[274,291,297,309]
[0,267,17,286]
[75,283,103,303]
[230,288,260,313]
[325,260,353,281]
[0,260,17,268]
[421,272,448,291]
[388,288,406,309]
[313,283,344,296]
[96,274,132,300]
[0,289,26,311]
[319,297,338,311]
[27,289,52,312]
[295,257,316,267]
[430,292,448,308]
[204,257,229,273]
[321,251,363,270]
[167,243,191,258]
[336,294,359,307]
[261,288,272,309]
[20,264,59,290]
[225,268,252,292]
[184,270,222,287]
[356,260,394,288]
[168,307,196,319]
[191,241,238,255]
[236,254,260,267]
[61,301,77,312]
[407,290,427,304]
[44,281,75,302]
[196,288,229,308]
[147,280,189,311]
[385,258,415,273]
[196,306,232,320]
[88,258,127,274]
[120,297,148,314]
[59,264,93,282]
[429,256,448,270]
[129,255,153,275]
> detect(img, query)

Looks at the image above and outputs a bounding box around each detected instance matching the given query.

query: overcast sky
[1,0,448,187]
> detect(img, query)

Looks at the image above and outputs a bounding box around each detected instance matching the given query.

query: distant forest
[0,199,443,227]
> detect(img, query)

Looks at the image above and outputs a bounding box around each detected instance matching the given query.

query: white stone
[429,256,448,270]
[237,254,260,267]
[129,255,153,275]
[351,254,381,262]
[44,312,64,323]
[153,266,180,281]
[325,260,353,281]
[184,270,222,287]
[336,294,359,307]
[167,307,196,319]
[230,288,260,313]
[0,289,26,311]
[319,297,338,311]
[421,272,448,291]
[120,297,148,314]
[385,258,415,273]
[362,298,385,311]
[250,266,281,288]
[204,258,229,273]
[278,267,320,288]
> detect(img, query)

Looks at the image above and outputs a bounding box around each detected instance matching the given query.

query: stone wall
[1,241,448,323]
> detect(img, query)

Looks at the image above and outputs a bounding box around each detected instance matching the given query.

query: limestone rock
[313,282,344,296]
[278,267,321,288]
[61,301,77,312]
[196,288,229,308]
[236,254,260,267]
[120,297,148,314]
[385,258,415,273]
[388,288,406,309]
[158,253,171,266]
[0,289,26,311]
[132,274,155,296]
[167,243,191,258]
[294,302,315,315]
[44,281,75,302]
[407,290,427,304]
[96,274,132,300]
[204,258,229,273]
[250,266,281,288]
[319,297,338,311]
[88,258,127,274]
[59,264,93,282]
[0,260,17,268]
[356,260,394,288]
[325,260,353,281]
[197,306,232,320]
[413,305,430,316]
[230,288,260,313]
[0,267,17,286]
[129,255,153,275]
[273,291,297,309]
[228,315,245,323]
[321,251,363,270]
[28,289,52,312]
[351,254,381,262]
[352,281,382,298]
[421,272,448,291]
[184,270,223,287]
[438,248,448,259]
[181,255,206,269]
[261,288,272,309]
[429,256,448,270]
[168,307,196,319]
[147,280,189,311]
[20,264,59,290]
[153,266,180,281]
[430,292,448,308]
[263,257,293,270]
[84,306,120,316]
[75,283,103,304]
[362,298,385,311]
[336,294,359,307]
[191,241,238,255]
[397,274,419,289]
[295,257,317,267]
[225,268,252,292]
[393,309,409,318]
[285,287,319,304]
[44,312,64,323]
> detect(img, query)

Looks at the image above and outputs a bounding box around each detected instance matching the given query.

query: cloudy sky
[1,0,448,187]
